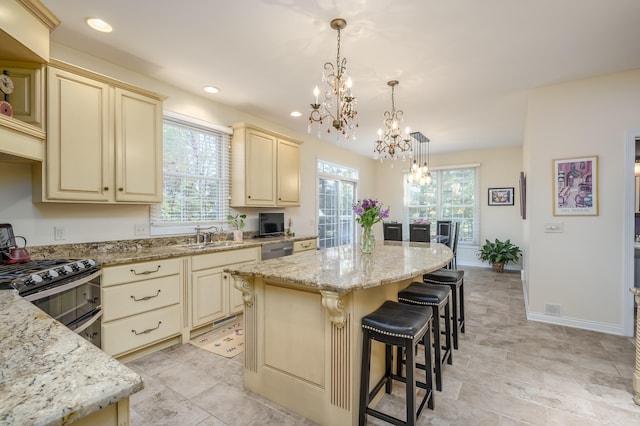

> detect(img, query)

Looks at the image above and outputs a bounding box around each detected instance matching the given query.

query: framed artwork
[553,155,598,216]
[488,187,514,206]
[519,172,527,219]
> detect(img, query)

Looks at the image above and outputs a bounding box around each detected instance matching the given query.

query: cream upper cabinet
[231,122,302,207]
[35,61,164,203]
[277,138,301,206]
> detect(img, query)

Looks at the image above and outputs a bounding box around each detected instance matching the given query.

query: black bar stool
[398,282,452,392]
[359,300,434,426]
[423,269,465,349]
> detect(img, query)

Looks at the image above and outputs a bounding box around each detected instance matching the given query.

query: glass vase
[360,225,375,254]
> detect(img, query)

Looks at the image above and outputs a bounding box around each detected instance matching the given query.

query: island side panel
[238,273,418,426]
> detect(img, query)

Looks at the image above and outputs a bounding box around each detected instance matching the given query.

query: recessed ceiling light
[86,18,113,33]
[203,86,220,94]
[290,111,302,117]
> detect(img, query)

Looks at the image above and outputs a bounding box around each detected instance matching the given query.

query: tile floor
[126,267,640,425]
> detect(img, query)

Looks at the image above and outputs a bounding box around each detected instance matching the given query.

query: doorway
[624,132,640,336]
[317,160,358,250]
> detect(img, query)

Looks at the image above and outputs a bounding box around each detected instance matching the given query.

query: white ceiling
[40,0,640,156]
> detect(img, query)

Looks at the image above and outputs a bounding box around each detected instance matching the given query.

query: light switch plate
[54,226,66,240]
[544,223,563,233]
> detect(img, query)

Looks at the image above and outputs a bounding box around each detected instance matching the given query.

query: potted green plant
[477,238,522,272]
[227,213,246,241]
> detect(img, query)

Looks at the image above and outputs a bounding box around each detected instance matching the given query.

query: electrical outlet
[134,224,148,236]
[54,226,66,241]
[544,303,562,316]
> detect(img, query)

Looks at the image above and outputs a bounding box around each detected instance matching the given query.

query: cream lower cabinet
[35,60,163,203]
[230,122,302,207]
[293,238,317,253]
[102,258,183,358]
[191,247,259,329]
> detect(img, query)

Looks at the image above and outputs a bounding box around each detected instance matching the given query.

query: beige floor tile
[126,266,639,425]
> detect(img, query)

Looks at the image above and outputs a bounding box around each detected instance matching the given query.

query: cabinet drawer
[102,304,181,357]
[102,258,181,287]
[192,247,259,271]
[102,275,181,322]
[294,239,317,252]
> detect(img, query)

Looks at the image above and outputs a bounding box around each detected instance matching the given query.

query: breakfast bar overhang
[225,241,452,426]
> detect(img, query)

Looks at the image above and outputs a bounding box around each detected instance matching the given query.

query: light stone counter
[0,291,143,425]
[225,240,452,426]
[29,235,316,266]
[225,240,452,293]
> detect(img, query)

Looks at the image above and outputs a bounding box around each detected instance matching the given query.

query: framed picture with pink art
[553,155,598,216]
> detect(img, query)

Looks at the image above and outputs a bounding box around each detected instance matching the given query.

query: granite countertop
[0,291,143,426]
[225,240,452,293]
[28,235,317,266]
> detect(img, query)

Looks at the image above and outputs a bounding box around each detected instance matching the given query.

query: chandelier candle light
[373,80,413,163]
[308,18,358,141]
[352,198,389,254]
[407,131,432,186]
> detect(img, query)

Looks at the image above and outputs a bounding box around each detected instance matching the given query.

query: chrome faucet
[194,225,220,244]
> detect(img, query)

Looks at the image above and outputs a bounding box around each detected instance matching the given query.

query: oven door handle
[23,270,103,302]
[70,307,102,334]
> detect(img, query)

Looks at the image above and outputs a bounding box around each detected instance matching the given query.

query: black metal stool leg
[359,329,372,426]
[460,280,465,333]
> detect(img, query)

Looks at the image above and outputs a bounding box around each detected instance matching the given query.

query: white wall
[524,68,640,335]
[0,43,375,246]
[374,146,524,267]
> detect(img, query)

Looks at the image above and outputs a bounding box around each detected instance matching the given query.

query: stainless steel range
[0,258,103,348]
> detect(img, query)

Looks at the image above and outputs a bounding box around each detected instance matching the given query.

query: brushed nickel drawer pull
[131,290,161,302]
[130,265,161,275]
[131,321,162,335]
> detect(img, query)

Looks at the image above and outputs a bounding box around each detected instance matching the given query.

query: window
[317,160,358,249]
[151,113,231,234]
[405,165,480,245]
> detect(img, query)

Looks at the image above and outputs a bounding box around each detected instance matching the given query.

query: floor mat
[189,320,244,358]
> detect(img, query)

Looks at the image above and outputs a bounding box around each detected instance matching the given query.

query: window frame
[404,163,480,246]
[150,111,233,236]
[317,160,359,249]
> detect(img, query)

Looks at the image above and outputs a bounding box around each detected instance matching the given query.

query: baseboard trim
[526,311,625,336]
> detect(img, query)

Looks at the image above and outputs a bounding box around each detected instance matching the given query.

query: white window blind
[404,165,480,245]
[150,114,231,231]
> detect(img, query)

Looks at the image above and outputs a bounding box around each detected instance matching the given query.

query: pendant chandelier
[308,18,358,141]
[407,132,432,185]
[373,80,413,162]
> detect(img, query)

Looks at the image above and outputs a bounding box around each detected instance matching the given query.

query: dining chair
[383,222,403,241]
[435,220,452,246]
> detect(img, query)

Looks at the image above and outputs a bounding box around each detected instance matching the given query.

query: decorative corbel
[232,275,255,307]
[320,290,346,328]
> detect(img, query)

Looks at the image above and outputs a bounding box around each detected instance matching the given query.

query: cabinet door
[192,268,226,327]
[226,272,244,315]
[46,67,111,201]
[277,138,301,206]
[245,129,276,206]
[114,88,163,203]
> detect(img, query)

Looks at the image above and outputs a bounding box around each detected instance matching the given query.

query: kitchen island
[225,241,452,426]
[0,291,143,425]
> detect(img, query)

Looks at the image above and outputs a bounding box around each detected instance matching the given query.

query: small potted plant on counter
[228,213,246,241]
[477,238,522,272]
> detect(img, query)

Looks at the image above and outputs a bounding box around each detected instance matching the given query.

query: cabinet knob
[118,187,124,191]
[248,195,251,199]
[103,186,109,191]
